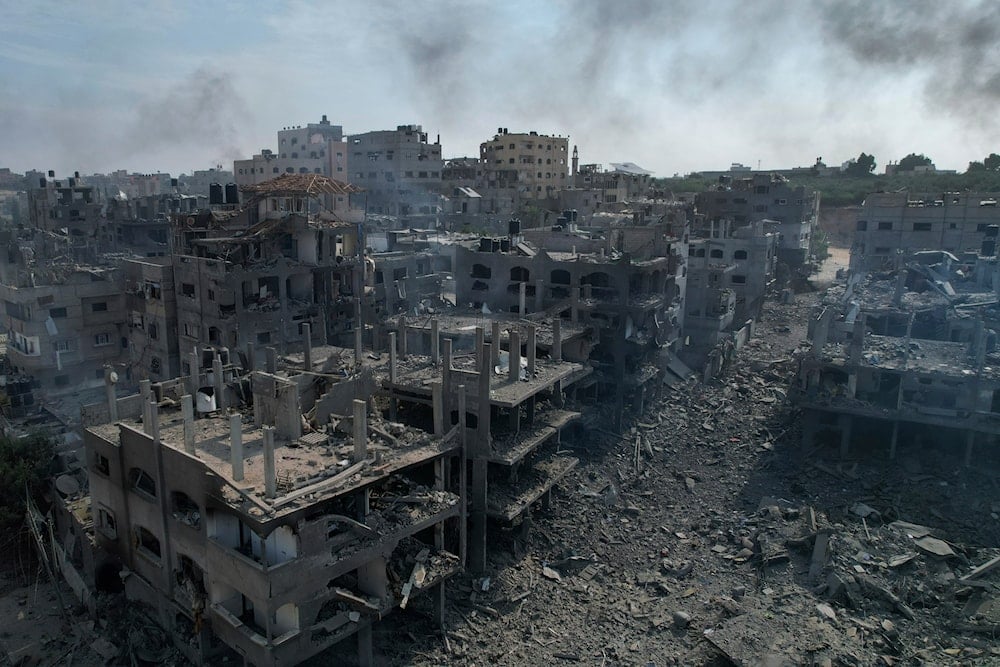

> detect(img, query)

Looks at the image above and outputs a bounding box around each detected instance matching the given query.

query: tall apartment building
[27,174,113,260]
[124,258,181,383]
[235,116,349,188]
[685,220,777,353]
[695,173,817,266]
[0,267,126,407]
[347,125,442,217]
[851,192,1000,270]
[479,130,569,212]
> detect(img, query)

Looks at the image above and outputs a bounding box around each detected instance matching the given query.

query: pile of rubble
[369,291,1000,666]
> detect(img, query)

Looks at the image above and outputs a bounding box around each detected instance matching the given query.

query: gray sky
[1,0,997,177]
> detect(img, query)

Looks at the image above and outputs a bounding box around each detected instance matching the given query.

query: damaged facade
[76,343,463,666]
[171,174,366,363]
[696,172,818,267]
[851,191,1000,272]
[8,140,834,667]
[795,196,1000,464]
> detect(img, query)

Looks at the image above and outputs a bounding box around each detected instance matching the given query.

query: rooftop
[240,173,363,198]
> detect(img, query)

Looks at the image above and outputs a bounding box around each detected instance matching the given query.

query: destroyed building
[851,191,1000,271]
[124,257,181,383]
[797,234,1000,465]
[27,173,113,262]
[0,261,126,421]
[696,172,817,267]
[685,220,777,358]
[450,218,687,428]
[381,314,589,573]
[170,174,366,363]
[69,338,464,666]
[106,190,205,258]
[348,125,443,220]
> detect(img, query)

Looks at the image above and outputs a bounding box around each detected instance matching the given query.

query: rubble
[370,285,1000,667]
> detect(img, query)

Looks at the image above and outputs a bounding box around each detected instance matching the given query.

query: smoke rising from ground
[124,67,247,168]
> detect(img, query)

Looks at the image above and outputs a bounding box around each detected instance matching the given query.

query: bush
[0,431,56,529]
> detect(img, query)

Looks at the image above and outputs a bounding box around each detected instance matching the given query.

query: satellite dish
[109,371,119,384]
[55,475,80,496]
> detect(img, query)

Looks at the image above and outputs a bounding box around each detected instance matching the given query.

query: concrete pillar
[432,382,444,436]
[230,414,244,481]
[245,342,256,372]
[353,399,367,463]
[442,338,453,423]
[212,355,225,410]
[354,326,363,365]
[398,315,408,358]
[388,331,398,384]
[508,330,520,382]
[892,270,905,307]
[147,400,160,443]
[181,395,195,455]
[583,284,592,300]
[552,318,562,361]
[470,344,491,574]
[266,346,277,374]
[188,350,199,395]
[571,287,581,322]
[263,426,277,499]
[457,384,468,566]
[534,279,544,311]
[431,318,440,365]
[975,319,987,371]
[140,379,152,403]
[491,321,500,369]
[526,324,536,376]
[847,372,858,399]
[813,308,831,350]
[519,282,526,315]
[303,323,313,372]
[104,369,118,422]
[475,327,484,367]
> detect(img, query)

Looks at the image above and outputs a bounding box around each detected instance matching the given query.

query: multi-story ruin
[170,174,366,364]
[696,173,817,267]
[851,191,1000,271]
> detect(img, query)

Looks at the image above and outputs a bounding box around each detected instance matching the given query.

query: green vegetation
[843,152,876,177]
[810,227,831,262]
[896,153,933,172]
[0,431,56,529]
[659,168,1000,208]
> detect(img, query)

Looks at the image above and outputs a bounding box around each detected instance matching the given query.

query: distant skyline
[2,1,998,178]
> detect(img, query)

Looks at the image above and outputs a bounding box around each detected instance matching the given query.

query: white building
[235,115,349,188]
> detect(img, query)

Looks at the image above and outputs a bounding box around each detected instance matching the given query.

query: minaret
[571,145,579,177]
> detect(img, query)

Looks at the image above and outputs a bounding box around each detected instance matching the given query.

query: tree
[844,152,876,177]
[0,431,55,529]
[897,153,933,172]
[968,160,986,173]
[985,153,1000,171]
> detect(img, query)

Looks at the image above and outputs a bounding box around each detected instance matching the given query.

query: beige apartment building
[479,129,569,205]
